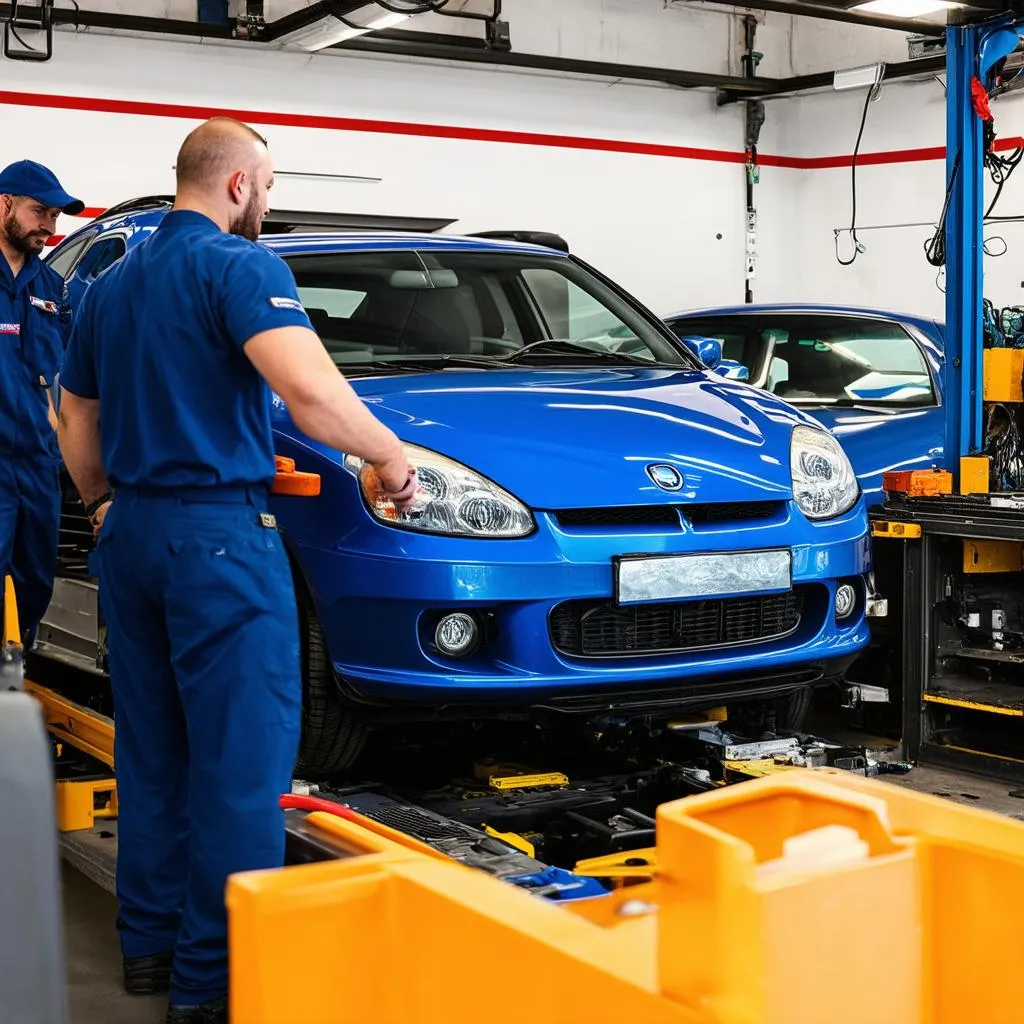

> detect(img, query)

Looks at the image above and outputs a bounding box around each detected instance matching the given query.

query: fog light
[836,584,857,619]
[435,613,479,657]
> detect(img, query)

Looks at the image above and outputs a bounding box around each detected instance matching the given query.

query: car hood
[273,367,816,509]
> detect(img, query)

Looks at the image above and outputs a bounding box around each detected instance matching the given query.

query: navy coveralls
[60,210,312,1006]
[0,255,71,637]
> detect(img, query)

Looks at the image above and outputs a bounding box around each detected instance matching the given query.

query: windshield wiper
[346,354,505,372]
[784,397,927,409]
[502,339,682,367]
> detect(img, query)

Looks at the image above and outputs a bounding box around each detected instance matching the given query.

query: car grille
[684,501,783,525]
[555,507,681,528]
[553,502,783,530]
[550,589,804,658]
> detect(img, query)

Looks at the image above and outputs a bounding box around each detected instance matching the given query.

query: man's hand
[89,500,112,538]
[375,455,418,510]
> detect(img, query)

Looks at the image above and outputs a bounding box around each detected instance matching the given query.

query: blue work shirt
[60,210,313,490]
[0,254,71,459]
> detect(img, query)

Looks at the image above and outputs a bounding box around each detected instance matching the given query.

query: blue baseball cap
[0,159,84,215]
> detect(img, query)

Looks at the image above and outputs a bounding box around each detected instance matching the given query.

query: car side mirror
[718,359,749,381]
[679,335,722,370]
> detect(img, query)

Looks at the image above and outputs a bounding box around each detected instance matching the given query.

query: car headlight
[790,425,859,520]
[344,443,535,538]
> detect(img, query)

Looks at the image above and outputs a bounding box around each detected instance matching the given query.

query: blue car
[663,305,948,508]
[39,202,872,776]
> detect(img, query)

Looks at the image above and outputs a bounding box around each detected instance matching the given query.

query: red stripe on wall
[1,87,999,176]
[0,88,750,167]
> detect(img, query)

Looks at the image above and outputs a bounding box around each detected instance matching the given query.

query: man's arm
[243,325,415,499]
[57,390,112,530]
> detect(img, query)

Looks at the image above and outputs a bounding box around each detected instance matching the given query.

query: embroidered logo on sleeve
[0,323,20,335]
[269,296,305,313]
[29,296,58,314]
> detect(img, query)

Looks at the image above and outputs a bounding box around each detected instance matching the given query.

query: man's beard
[2,212,47,257]
[229,188,264,242]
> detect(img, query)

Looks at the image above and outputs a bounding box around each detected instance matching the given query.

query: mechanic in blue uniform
[0,161,83,640]
[57,117,417,1024]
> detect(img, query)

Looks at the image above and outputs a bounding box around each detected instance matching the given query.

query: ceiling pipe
[0,2,942,99]
[694,0,946,37]
[0,3,235,38]
[333,30,779,92]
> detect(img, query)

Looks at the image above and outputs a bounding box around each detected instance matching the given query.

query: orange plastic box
[883,469,953,496]
[226,769,1024,1024]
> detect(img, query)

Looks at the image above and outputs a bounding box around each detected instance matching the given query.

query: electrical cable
[986,403,1024,490]
[984,235,1008,257]
[834,79,880,267]
[924,152,959,268]
[373,0,450,13]
[984,137,1024,219]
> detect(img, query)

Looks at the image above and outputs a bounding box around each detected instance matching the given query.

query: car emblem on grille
[646,464,684,491]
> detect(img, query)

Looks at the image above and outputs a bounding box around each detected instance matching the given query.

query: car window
[298,286,367,319]
[668,314,934,406]
[46,235,91,279]
[73,236,127,284]
[521,268,650,357]
[283,249,688,368]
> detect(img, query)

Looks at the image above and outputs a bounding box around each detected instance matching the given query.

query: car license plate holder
[614,549,792,606]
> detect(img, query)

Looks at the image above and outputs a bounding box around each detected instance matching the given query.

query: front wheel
[776,685,813,733]
[293,597,368,779]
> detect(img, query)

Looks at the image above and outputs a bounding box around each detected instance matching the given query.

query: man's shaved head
[173,117,274,241]
[176,117,268,190]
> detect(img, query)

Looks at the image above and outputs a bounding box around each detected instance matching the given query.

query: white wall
[3,17,768,316]
[760,75,1024,321]
[5,3,984,322]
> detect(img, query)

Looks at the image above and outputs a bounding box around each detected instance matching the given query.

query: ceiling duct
[261,0,447,50]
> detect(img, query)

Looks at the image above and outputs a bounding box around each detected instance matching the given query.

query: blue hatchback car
[663,305,948,508]
[39,202,872,775]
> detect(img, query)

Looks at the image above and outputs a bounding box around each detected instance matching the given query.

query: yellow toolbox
[227,769,1024,1024]
[983,347,1024,403]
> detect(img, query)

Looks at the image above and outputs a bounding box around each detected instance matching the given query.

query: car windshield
[281,248,692,371]
[666,312,935,407]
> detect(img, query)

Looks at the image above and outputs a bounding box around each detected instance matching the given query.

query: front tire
[294,597,368,779]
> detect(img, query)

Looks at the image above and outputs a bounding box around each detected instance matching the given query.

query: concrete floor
[62,861,166,1024]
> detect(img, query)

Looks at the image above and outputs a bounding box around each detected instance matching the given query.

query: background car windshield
[668,313,935,406]
[282,249,688,367]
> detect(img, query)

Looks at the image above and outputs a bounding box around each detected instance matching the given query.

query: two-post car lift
[872,10,1024,780]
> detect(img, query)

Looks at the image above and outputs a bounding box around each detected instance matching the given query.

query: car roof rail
[260,211,456,234]
[92,195,175,221]
[467,230,570,253]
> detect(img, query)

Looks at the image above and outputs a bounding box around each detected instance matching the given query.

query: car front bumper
[292,498,872,706]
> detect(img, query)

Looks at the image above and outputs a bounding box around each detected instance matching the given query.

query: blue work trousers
[91,487,302,1006]
[0,453,61,638]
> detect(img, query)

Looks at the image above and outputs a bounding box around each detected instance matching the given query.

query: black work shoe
[165,996,228,1023]
[123,951,173,994]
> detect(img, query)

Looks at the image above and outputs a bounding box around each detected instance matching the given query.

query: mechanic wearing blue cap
[0,160,84,640]
[57,117,416,1024]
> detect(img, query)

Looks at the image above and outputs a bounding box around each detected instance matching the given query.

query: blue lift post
[944,13,1024,473]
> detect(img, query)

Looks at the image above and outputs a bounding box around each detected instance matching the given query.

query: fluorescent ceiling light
[833,63,885,90]
[854,0,956,17]
[276,4,410,52]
